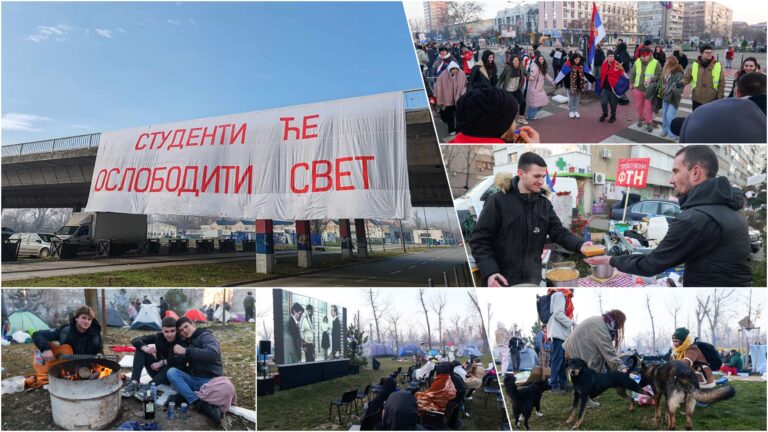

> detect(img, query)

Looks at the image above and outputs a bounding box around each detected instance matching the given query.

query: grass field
[3,249,415,287]
[503,377,766,431]
[257,357,508,430]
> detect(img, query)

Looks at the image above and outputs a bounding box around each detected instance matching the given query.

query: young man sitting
[166,317,224,424]
[121,316,186,401]
[33,305,103,358]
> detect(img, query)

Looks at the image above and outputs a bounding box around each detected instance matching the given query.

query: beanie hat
[672,327,690,341]
[456,88,519,138]
[678,98,767,143]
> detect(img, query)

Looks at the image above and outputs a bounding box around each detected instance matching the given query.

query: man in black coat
[159,296,168,320]
[470,152,592,286]
[122,316,186,398]
[285,303,304,363]
[330,305,341,358]
[33,305,103,359]
[588,146,752,286]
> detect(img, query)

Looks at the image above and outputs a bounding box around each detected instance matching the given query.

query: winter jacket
[562,64,595,94]
[660,67,685,108]
[181,328,224,378]
[683,57,727,104]
[673,51,689,70]
[610,176,751,287]
[549,48,566,69]
[594,49,606,70]
[496,64,527,93]
[629,58,661,92]
[468,52,498,91]
[615,43,632,72]
[461,51,474,75]
[33,316,103,355]
[131,332,186,368]
[563,315,624,373]
[469,174,585,286]
[526,62,554,108]
[434,62,467,107]
[726,352,743,370]
[748,93,767,115]
[653,50,667,67]
[546,291,573,342]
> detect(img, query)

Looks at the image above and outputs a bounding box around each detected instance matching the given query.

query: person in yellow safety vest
[629,47,661,132]
[681,45,726,111]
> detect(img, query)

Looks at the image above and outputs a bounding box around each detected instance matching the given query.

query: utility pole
[422,207,431,248]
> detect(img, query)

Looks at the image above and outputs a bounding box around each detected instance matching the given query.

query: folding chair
[328,389,358,424]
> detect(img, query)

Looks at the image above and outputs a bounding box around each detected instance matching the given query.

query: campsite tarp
[398,344,424,357]
[364,343,395,357]
[131,304,162,331]
[165,310,179,319]
[105,308,127,327]
[8,311,49,334]
[184,309,207,322]
[750,345,766,374]
[506,347,539,371]
[427,348,439,356]
[458,346,482,357]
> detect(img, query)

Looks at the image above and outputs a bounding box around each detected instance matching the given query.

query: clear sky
[404,1,765,25]
[2,2,423,144]
[478,288,766,349]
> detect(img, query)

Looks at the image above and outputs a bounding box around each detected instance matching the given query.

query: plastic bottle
[150,382,157,405]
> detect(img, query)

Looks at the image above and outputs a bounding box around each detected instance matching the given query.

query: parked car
[7,232,58,257]
[748,226,763,254]
[2,227,14,241]
[610,199,681,224]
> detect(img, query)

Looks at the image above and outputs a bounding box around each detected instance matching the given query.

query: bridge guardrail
[3,90,428,158]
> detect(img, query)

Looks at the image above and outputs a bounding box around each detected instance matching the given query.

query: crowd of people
[415,39,766,143]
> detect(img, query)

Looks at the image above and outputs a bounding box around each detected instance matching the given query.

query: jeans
[166,367,212,404]
[549,338,567,390]
[510,349,521,372]
[661,101,678,137]
[568,93,581,112]
[633,89,654,123]
[726,58,733,68]
[511,89,526,116]
[526,106,542,121]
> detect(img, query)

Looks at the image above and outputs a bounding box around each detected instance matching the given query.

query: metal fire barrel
[48,359,122,430]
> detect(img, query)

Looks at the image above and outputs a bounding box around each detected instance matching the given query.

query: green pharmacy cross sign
[555,157,567,171]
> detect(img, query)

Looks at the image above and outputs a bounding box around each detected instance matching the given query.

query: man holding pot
[470,152,593,286]
[586,145,751,286]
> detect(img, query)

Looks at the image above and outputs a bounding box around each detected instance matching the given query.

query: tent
[427,348,440,357]
[213,305,235,322]
[130,304,162,331]
[750,345,766,374]
[506,347,539,371]
[105,308,127,327]
[398,344,424,357]
[458,346,482,357]
[364,343,395,357]
[8,311,49,335]
[165,310,179,319]
[184,309,207,322]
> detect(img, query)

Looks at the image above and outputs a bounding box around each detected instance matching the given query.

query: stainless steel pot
[546,268,579,287]
[590,262,615,279]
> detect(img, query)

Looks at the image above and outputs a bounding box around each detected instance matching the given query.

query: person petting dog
[563,310,628,408]
[671,327,715,388]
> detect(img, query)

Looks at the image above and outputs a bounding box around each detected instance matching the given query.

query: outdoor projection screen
[272,289,347,365]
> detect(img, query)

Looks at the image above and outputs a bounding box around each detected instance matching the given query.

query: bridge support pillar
[72,204,83,212]
[339,219,353,260]
[255,219,274,274]
[296,220,312,268]
[355,219,368,258]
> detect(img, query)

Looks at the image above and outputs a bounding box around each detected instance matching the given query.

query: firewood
[77,367,92,379]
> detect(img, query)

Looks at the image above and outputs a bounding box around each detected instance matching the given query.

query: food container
[546,268,579,287]
[589,260,615,279]
[582,245,606,257]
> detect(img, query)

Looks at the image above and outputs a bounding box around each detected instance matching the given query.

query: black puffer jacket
[33,316,103,355]
[470,175,586,286]
[182,328,223,378]
[611,176,751,286]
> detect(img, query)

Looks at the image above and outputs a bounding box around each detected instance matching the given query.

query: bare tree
[667,295,683,330]
[695,294,711,340]
[704,289,736,347]
[597,290,604,314]
[418,289,432,349]
[467,290,490,352]
[431,291,447,352]
[405,321,419,345]
[446,1,485,37]
[363,289,388,343]
[408,17,426,34]
[450,314,468,345]
[28,208,52,232]
[387,311,402,352]
[646,295,657,354]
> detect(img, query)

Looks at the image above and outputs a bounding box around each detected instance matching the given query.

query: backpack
[694,342,723,370]
[536,293,553,324]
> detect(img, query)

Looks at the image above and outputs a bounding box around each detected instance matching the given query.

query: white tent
[213,305,235,322]
[131,304,162,331]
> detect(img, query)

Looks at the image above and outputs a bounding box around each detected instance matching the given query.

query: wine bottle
[144,389,155,419]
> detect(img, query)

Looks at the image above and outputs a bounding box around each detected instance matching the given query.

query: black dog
[565,358,650,430]
[503,373,551,429]
[640,361,735,430]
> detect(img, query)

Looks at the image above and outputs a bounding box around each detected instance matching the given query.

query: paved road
[433,45,754,143]
[238,247,471,287]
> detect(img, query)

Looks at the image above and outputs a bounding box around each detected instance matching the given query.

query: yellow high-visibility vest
[634,58,659,87]
[691,61,722,90]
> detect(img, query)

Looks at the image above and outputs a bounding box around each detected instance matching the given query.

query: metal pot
[546,268,579,287]
[590,262,615,279]
[48,359,122,430]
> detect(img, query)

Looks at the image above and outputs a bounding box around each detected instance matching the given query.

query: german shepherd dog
[503,374,551,430]
[639,361,736,430]
[565,358,650,430]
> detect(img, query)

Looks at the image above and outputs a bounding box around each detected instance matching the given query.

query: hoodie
[679,98,766,143]
[33,316,103,355]
[182,328,224,378]
[611,176,752,287]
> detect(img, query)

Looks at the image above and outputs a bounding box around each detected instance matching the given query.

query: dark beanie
[672,327,690,341]
[436,362,452,375]
[456,88,519,138]
[678,98,767,143]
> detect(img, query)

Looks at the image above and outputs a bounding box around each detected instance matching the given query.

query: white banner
[85,92,412,220]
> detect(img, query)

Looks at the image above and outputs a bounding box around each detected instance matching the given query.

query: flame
[59,363,113,380]
[95,365,113,379]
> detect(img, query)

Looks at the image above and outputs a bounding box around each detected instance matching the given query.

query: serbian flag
[659,1,672,9]
[587,2,606,73]
[554,59,594,86]
[545,169,557,193]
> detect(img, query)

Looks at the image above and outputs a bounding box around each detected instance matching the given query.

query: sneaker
[586,398,600,408]
[646,123,653,132]
[449,131,457,136]
[636,120,643,127]
[569,112,575,118]
[550,388,568,395]
[121,381,139,398]
[194,399,222,425]
[599,113,608,122]
[134,383,151,402]
[660,131,668,137]
[574,112,581,118]
[517,116,528,125]
[609,116,617,123]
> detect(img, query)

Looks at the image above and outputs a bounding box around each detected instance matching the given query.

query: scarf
[672,335,694,361]
[569,65,585,94]
[547,288,574,318]
[602,313,617,341]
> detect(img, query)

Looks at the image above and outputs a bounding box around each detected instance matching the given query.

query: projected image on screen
[273,289,347,364]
